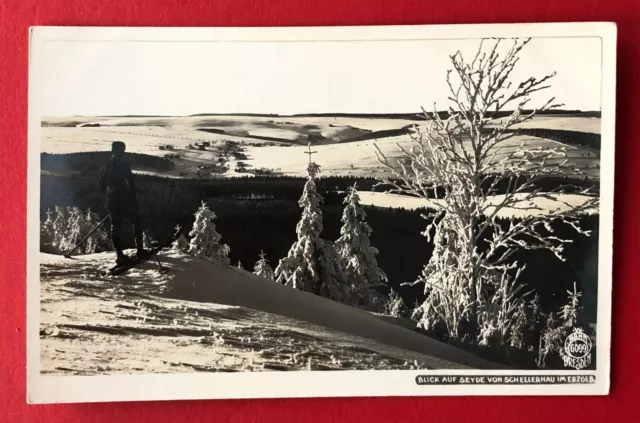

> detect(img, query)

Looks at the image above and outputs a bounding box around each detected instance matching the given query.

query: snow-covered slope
[39,249,501,374]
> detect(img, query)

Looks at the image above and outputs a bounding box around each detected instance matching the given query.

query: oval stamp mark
[562,328,593,370]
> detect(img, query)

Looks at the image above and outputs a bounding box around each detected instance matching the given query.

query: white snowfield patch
[357,192,598,218]
[39,249,501,375]
[132,170,184,179]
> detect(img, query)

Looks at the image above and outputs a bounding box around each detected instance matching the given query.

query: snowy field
[357,192,599,218]
[40,114,601,178]
[40,249,499,374]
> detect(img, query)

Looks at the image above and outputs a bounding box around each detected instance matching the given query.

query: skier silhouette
[100,141,146,264]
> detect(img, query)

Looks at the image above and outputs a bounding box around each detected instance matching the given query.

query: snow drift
[39,249,501,374]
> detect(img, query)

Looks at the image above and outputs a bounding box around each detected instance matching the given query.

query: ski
[101,239,174,277]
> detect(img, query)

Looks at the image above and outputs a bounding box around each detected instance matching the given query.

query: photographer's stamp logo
[562,328,592,370]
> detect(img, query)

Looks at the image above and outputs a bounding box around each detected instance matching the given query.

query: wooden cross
[304,142,318,164]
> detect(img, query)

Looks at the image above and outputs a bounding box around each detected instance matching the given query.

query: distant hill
[189,110,601,119]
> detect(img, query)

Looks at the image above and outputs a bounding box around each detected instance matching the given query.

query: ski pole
[143,230,167,273]
[153,252,167,273]
[63,214,111,258]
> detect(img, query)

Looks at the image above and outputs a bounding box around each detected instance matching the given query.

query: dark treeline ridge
[42,152,176,173]
[41,110,600,128]
[41,121,88,128]
[507,128,601,150]
[197,128,295,143]
[377,173,599,198]
[42,151,599,197]
[109,120,171,127]
[435,109,601,119]
[100,115,173,118]
[344,123,601,151]
[41,169,599,320]
[188,110,600,119]
[341,127,412,143]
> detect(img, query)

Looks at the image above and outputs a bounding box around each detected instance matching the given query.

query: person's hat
[112,141,126,154]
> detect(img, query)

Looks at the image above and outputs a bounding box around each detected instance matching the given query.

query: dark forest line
[188,110,601,119]
[41,151,600,196]
[40,169,599,321]
[42,151,176,173]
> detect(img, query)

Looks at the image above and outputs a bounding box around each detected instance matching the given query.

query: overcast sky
[40,37,602,116]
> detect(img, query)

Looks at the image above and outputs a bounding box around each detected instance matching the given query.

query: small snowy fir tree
[64,207,87,252]
[237,260,244,269]
[80,209,109,254]
[335,185,388,309]
[40,208,56,248]
[274,167,323,292]
[274,144,348,301]
[41,206,108,254]
[171,225,189,251]
[560,282,582,328]
[536,285,585,368]
[317,241,349,301]
[385,288,409,318]
[253,250,275,280]
[50,206,71,251]
[187,201,230,263]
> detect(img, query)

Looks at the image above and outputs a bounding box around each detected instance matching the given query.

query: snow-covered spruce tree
[385,288,410,318]
[171,225,189,251]
[335,184,388,309]
[80,209,109,254]
[274,145,348,301]
[376,38,598,347]
[40,208,56,249]
[253,250,275,280]
[50,205,71,251]
[536,283,586,368]
[187,201,230,263]
[63,207,85,252]
[316,240,349,301]
[41,206,108,254]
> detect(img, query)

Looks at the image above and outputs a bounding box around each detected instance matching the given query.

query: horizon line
[46,109,602,119]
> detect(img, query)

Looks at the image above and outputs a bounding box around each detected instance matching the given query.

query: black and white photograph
[27,23,616,403]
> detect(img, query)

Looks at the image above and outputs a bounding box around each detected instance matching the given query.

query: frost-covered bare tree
[376,38,598,346]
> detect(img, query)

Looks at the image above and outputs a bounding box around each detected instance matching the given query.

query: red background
[1,0,639,421]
